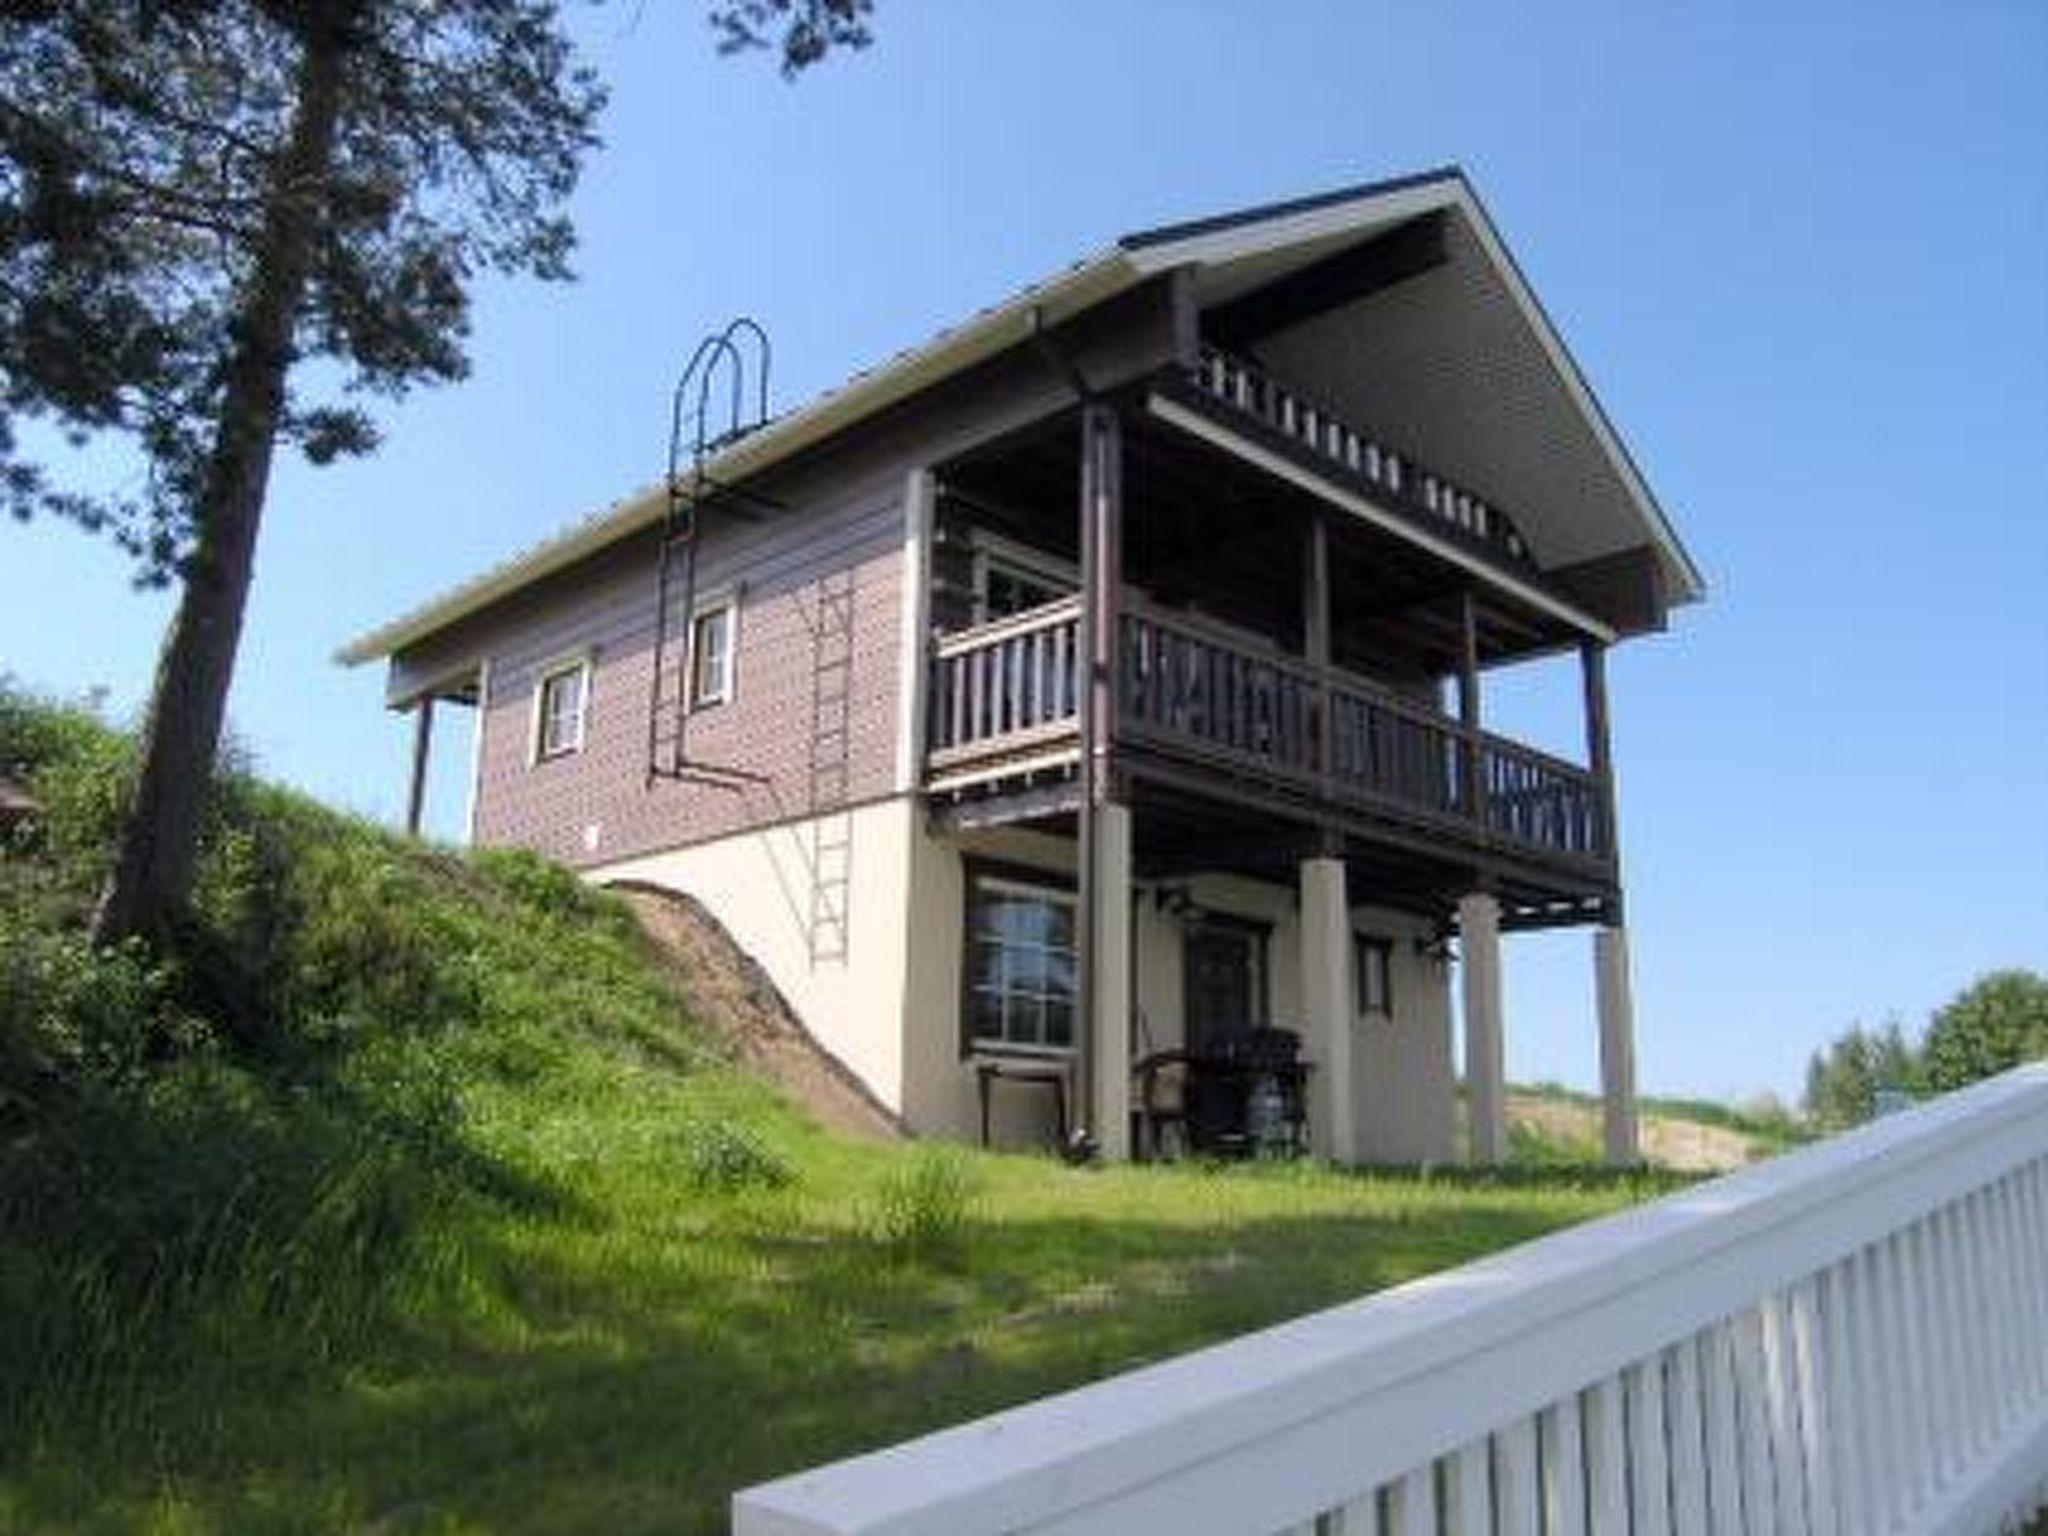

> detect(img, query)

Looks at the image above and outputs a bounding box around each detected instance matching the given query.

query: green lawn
[2,1065,1671,1536]
[0,687,1678,1534]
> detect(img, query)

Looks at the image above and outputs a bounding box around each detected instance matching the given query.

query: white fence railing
[735,1064,2048,1536]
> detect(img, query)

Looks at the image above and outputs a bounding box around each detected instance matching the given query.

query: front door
[1183,918,1265,1057]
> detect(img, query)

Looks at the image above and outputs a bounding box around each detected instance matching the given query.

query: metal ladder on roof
[646,319,777,790]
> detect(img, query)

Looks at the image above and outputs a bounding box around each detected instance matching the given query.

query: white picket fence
[734,1063,2048,1536]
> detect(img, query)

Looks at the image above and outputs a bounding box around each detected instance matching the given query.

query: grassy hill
[2,687,1693,1535]
[1507,1082,1808,1170]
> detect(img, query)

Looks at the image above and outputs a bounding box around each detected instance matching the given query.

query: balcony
[925,596,1609,875]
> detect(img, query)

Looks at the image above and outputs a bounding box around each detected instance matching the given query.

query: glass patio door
[1182,918,1265,1056]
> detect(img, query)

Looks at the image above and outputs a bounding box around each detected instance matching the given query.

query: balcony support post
[893,467,936,793]
[404,694,435,837]
[1580,639,1619,867]
[1459,889,1507,1164]
[1304,515,1332,785]
[1075,400,1124,1156]
[1300,850,1357,1163]
[1458,590,1487,832]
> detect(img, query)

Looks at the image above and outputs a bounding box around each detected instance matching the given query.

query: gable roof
[338,167,1701,667]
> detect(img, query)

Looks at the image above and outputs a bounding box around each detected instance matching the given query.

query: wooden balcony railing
[927,594,1083,776]
[1190,346,1535,569]
[926,597,1608,869]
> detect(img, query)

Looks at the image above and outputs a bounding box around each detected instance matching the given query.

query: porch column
[1090,800,1133,1163]
[1596,926,1640,1164]
[1300,853,1356,1163]
[1580,640,1639,1164]
[1459,890,1507,1163]
[1075,401,1125,1157]
[404,695,435,836]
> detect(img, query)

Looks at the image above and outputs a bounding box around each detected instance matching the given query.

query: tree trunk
[92,10,353,947]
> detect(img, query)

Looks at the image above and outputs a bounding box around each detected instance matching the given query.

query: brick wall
[459,486,905,869]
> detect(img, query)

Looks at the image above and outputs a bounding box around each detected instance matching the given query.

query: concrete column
[1595,924,1641,1165]
[1300,855,1356,1163]
[1091,801,1133,1162]
[1459,891,1506,1163]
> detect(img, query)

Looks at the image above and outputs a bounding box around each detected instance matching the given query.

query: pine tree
[0,1,870,945]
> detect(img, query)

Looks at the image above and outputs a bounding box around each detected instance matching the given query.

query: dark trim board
[928,776,1083,835]
[1118,166,1466,251]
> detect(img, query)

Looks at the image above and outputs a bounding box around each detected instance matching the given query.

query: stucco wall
[897,824,1458,1162]
[1350,912,1457,1164]
[593,796,924,1112]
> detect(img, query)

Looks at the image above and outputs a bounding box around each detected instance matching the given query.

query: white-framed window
[532,656,590,762]
[1355,933,1394,1019]
[971,533,1075,622]
[689,593,737,709]
[965,870,1077,1054]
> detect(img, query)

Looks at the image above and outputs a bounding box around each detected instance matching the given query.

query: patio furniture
[973,1056,1072,1150]
[1141,1027,1309,1159]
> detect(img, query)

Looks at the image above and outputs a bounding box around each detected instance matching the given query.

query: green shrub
[0,683,135,907]
[0,920,199,1101]
[677,1116,795,1193]
[1507,1120,1600,1168]
[870,1146,979,1266]
[474,846,610,922]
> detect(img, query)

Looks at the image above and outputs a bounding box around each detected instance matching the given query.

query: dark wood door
[1183,920,1264,1056]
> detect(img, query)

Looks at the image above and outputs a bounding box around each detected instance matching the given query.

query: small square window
[534,660,588,761]
[1355,934,1393,1019]
[690,599,735,709]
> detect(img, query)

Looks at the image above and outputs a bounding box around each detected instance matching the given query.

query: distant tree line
[1802,969,2048,1129]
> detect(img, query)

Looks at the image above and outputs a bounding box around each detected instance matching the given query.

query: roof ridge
[1118,165,1466,251]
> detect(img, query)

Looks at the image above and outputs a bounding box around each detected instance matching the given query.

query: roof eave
[335,247,1143,668]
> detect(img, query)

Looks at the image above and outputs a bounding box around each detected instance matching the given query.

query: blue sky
[4,2,2044,1106]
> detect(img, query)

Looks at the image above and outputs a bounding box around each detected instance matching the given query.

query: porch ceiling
[937,408,1578,679]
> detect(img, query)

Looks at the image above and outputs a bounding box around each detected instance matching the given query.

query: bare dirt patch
[613,882,905,1143]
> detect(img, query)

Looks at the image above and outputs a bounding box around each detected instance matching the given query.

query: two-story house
[340,169,1701,1166]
